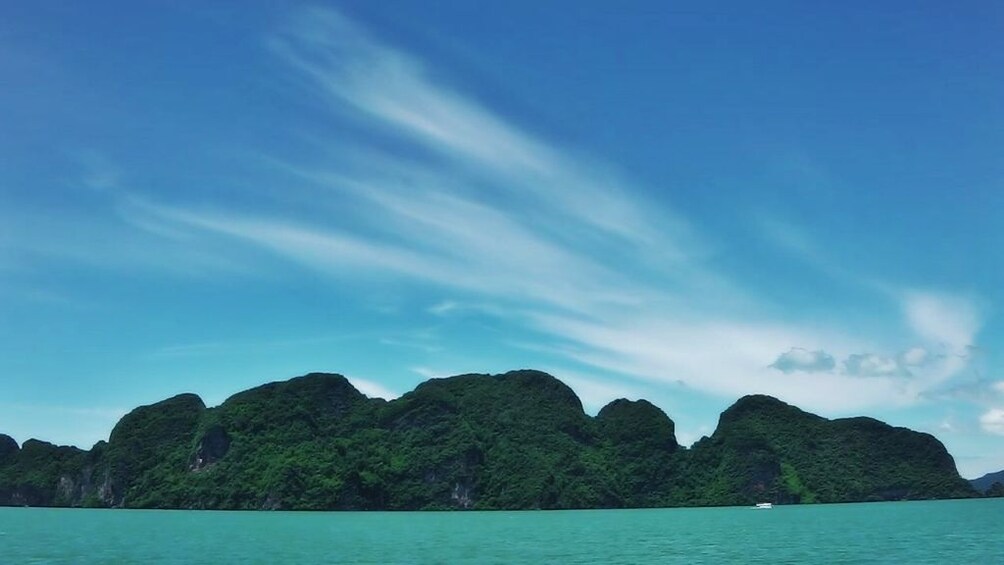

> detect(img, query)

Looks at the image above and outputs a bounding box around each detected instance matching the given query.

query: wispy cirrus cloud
[347,376,399,400]
[923,376,1004,405]
[33,7,983,417]
[129,8,991,413]
[547,367,654,413]
[269,8,690,251]
[751,214,985,394]
[903,291,981,353]
[150,333,377,359]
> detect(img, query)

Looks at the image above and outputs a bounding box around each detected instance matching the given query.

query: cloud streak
[348,376,399,401]
[270,8,687,250]
[903,291,980,353]
[144,8,984,413]
[21,7,982,418]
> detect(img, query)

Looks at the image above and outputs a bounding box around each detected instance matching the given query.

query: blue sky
[1,1,1002,477]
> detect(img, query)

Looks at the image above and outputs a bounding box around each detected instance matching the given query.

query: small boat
[754,502,773,509]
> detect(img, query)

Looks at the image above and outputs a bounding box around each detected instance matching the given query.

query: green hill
[970,470,1004,496]
[678,395,972,505]
[0,371,975,509]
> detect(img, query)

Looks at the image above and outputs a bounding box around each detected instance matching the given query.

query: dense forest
[0,370,977,510]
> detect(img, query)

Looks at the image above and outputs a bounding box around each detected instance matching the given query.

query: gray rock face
[190,425,231,471]
[451,481,473,509]
[52,464,115,507]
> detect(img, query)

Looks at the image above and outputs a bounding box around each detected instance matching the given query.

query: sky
[1,1,1002,478]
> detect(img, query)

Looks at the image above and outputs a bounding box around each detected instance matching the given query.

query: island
[0,370,976,510]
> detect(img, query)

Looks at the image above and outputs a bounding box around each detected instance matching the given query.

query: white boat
[754,502,773,509]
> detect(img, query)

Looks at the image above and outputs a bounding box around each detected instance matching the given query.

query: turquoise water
[1,499,1001,563]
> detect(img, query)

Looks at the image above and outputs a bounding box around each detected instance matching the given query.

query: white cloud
[549,368,651,414]
[675,426,712,449]
[138,183,649,316]
[171,9,971,415]
[921,378,1004,405]
[48,7,984,420]
[527,313,912,413]
[428,300,459,316]
[270,7,691,252]
[843,353,910,378]
[899,346,929,367]
[378,336,442,354]
[938,417,955,433]
[347,377,398,400]
[770,347,836,373]
[411,367,446,380]
[903,291,980,352]
[0,198,257,279]
[979,408,1004,436]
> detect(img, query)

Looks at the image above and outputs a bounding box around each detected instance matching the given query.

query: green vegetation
[0,371,976,509]
[674,395,973,505]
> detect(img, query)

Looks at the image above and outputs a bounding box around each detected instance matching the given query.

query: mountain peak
[717,394,816,427]
[0,434,20,461]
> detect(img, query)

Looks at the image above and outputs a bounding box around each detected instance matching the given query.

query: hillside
[0,370,976,509]
[970,470,1004,495]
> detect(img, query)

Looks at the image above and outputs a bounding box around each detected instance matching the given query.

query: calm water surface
[1,499,1001,563]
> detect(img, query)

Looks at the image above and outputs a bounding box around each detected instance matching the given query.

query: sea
[1,499,1001,563]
